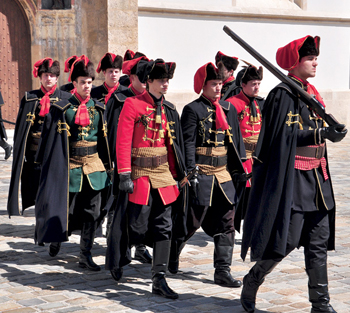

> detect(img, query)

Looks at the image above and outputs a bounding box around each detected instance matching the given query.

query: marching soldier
[215,51,241,100]
[35,56,111,270]
[60,55,78,93]
[226,64,264,230]
[240,36,347,313]
[106,59,187,299]
[90,53,125,105]
[7,58,70,217]
[170,62,246,288]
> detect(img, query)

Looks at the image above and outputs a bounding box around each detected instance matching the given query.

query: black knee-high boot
[79,222,101,271]
[168,240,185,274]
[0,139,12,160]
[213,233,242,287]
[306,264,337,313]
[240,259,280,312]
[152,240,178,299]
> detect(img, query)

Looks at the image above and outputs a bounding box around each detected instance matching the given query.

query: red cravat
[211,99,229,131]
[39,85,57,117]
[104,82,119,104]
[74,92,91,127]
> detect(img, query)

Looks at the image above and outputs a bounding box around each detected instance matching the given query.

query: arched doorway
[0,0,31,128]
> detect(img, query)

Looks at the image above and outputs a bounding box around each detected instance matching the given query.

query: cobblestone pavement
[1,131,350,313]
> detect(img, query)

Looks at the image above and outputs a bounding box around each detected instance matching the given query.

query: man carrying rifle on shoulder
[241,35,347,313]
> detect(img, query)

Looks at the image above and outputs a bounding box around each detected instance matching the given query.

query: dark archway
[0,0,32,127]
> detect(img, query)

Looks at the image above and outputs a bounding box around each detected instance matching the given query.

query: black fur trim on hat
[71,61,95,82]
[299,37,319,59]
[148,59,176,80]
[38,60,60,77]
[136,60,155,84]
[205,63,223,82]
[100,54,123,71]
[241,65,263,84]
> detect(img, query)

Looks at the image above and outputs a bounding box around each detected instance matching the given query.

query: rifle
[223,25,340,127]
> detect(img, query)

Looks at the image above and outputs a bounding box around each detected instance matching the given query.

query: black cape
[241,83,336,261]
[34,98,111,243]
[105,87,136,165]
[7,89,71,217]
[105,98,188,269]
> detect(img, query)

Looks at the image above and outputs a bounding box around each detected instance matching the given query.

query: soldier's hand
[320,124,348,143]
[189,177,199,198]
[232,172,248,186]
[119,173,134,193]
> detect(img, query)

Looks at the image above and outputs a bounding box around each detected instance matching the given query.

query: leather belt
[70,145,98,156]
[244,142,257,152]
[295,145,325,159]
[195,154,228,167]
[132,154,168,167]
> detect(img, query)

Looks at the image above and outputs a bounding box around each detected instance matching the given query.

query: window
[41,0,71,10]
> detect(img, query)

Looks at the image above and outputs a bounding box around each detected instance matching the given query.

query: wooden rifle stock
[223,25,339,126]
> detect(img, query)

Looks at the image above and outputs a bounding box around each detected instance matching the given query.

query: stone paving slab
[0,132,350,312]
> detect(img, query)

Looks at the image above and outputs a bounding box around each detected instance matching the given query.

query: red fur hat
[33,58,60,78]
[276,36,320,71]
[194,62,223,94]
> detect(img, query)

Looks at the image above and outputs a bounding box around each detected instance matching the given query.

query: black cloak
[34,98,111,243]
[7,89,71,217]
[241,83,336,262]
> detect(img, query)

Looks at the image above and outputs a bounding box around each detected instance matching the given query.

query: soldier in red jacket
[106,59,187,300]
[226,64,264,230]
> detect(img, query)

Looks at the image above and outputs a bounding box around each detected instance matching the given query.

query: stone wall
[25,0,139,88]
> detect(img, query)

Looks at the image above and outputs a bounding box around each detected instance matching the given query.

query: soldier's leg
[0,138,12,160]
[168,203,208,274]
[303,210,336,313]
[201,184,241,287]
[150,189,178,299]
[78,183,102,271]
[241,210,304,312]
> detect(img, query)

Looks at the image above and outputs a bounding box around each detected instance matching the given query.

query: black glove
[320,124,347,143]
[232,172,248,187]
[189,176,200,198]
[119,173,134,193]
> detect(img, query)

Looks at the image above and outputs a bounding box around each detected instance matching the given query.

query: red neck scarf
[74,92,91,127]
[203,95,229,131]
[223,76,235,85]
[104,82,119,104]
[288,74,325,107]
[39,84,57,117]
[70,87,77,95]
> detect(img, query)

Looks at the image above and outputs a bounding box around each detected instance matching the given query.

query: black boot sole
[152,287,179,299]
[214,278,242,288]
[78,262,101,271]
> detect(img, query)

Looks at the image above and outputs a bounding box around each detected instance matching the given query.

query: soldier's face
[130,74,146,94]
[148,78,169,97]
[73,77,93,99]
[292,55,318,80]
[40,73,58,91]
[242,80,261,97]
[103,68,121,87]
[202,79,222,101]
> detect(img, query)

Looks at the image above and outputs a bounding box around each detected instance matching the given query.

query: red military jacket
[116,91,179,205]
[228,90,264,186]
